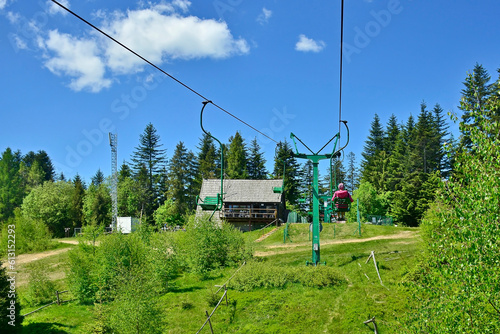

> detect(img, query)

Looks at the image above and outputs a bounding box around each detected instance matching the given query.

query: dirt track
[254,230,417,257]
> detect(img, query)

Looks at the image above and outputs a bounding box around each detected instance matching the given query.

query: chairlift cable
[50,0,278,144]
[338,0,345,137]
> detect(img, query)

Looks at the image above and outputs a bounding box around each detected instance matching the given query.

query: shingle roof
[198,179,284,204]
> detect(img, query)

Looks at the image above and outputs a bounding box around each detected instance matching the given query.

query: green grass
[17,225,421,333]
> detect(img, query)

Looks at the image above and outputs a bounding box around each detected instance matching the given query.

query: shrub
[67,227,178,304]
[178,215,252,277]
[231,262,345,291]
[24,262,56,306]
[0,208,52,256]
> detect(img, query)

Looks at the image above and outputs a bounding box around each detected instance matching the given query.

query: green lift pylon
[290,121,349,266]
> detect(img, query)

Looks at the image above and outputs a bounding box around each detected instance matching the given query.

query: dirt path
[2,248,72,268]
[254,230,417,257]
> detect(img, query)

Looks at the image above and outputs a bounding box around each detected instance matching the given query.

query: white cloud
[43,30,111,92]
[12,34,28,50]
[48,0,70,16]
[36,1,248,91]
[295,34,326,53]
[0,0,8,10]
[257,7,272,25]
[6,11,20,24]
[102,7,249,74]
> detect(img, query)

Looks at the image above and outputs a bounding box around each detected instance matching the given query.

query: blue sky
[1,0,499,184]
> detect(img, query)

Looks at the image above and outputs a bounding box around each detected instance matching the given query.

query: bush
[24,262,56,306]
[231,262,345,291]
[176,215,252,277]
[67,227,178,304]
[0,208,52,256]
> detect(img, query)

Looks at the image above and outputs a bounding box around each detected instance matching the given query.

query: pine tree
[360,114,385,177]
[430,103,449,173]
[413,102,435,173]
[384,114,400,155]
[167,142,191,216]
[273,141,301,205]
[91,169,105,186]
[185,151,199,211]
[247,137,267,180]
[459,63,492,149]
[72,174,86,227]
[345,152,359,192]
[196,133,217,180]
[130,123,167,206]
[226,131,248,179]
[23,150,55,182]
[118,161,132,182]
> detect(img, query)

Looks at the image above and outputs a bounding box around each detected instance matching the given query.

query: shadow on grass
[22,322,73,334]
[167,285,204,294]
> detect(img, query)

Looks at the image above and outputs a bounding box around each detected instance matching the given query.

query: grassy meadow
[14,223,421,333]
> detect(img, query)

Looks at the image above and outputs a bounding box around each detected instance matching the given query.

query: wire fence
[22,290,72,317]
[366,215,394,226]
[196,261,246,334]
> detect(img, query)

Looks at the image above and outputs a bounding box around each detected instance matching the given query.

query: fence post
[56,291,60,305]
[205,311,214,334]
[224,285,228,306]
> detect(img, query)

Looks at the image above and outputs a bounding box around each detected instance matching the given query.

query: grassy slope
[18,224,421,333]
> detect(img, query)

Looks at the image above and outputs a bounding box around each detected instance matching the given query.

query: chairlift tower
[109,133,118,230]
[290,121,349,266]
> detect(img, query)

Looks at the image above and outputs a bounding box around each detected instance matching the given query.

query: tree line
[1,64,497,234]
[351,63,499,226]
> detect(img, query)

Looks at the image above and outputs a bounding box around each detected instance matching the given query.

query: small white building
[116,217,140,233]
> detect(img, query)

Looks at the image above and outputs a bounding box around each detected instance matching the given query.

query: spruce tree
[23,150,55,182]
[72,174,86,227]
[459,63,492,149]
[91,169,105,186]
[196,133,217,180]
[226,131,248,179]
[346,152,359,192]
[167,142,191,215]
[273,141,301,205]
[130,123,167,206]
[247,137,267,180]
[384,114,400,155]
[360,114,385,177]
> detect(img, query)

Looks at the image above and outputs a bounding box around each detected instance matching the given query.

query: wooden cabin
[196,179,286,231]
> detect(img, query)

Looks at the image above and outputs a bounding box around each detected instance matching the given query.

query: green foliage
[153,199,183,229]
[24,262,56,307]
[349,181,389,221]
[21,181,75,237]
[105,269,165,334]
[0,148,24,222]
[405,81,500,332]
[167,141,198,215]
[0,260,23,332]
[82,183,112,227]
[247,137,268,180]
[273,141,301,205]
[0,209,52,256]
[67,228,178,304]
[176,215,252,277]
[231,261,345,291]
[226,131,248,179]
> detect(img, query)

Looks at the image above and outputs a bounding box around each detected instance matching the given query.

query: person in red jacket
[332,183,353,221]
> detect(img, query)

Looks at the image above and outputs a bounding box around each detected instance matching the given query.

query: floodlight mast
[109,133,118,231]
[290,121,349,266]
